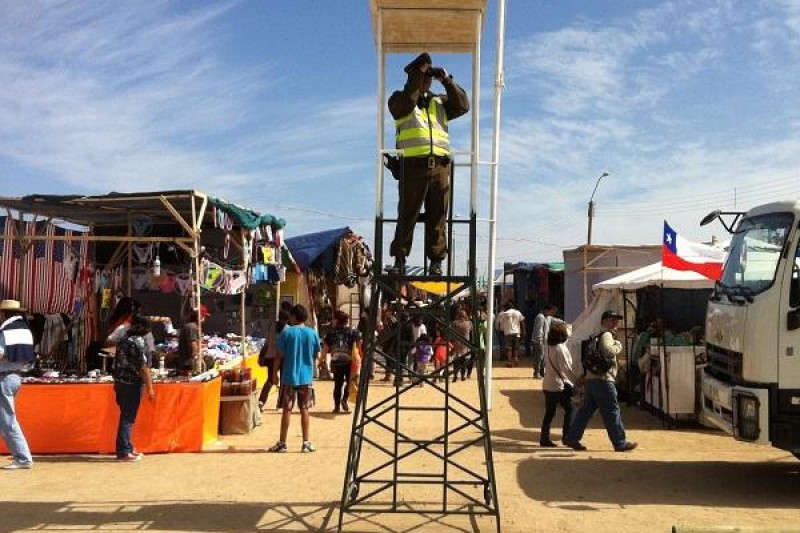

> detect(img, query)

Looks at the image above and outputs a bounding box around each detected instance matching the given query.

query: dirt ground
[1,360,798,533]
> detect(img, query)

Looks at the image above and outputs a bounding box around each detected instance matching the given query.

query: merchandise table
[0,378,221,454]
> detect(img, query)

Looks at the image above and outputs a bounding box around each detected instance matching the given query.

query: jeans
[540,390,573,443]
[0,374,33,465]
[566,378,627,449]
[331,361,351,407]
[114,381,143,457]
[532,343,544,377]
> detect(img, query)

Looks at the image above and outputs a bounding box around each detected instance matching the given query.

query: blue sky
[2,1,800,275]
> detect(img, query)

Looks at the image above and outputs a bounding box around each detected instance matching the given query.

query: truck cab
[702,200,800,457]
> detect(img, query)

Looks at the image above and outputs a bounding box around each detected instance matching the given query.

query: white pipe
[375,12,385,220]
[485,0,507,411]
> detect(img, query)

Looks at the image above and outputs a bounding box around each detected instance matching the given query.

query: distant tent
[284,227,351,271]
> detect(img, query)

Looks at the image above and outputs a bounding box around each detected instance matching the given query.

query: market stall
[569,261,714,421]
[0,190,288,452]
[0,378,220,454]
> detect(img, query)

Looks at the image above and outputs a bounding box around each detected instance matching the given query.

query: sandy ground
[1,360,798,533]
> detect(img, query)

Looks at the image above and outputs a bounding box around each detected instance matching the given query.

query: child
[432,331,452,383]
[413,334,433,387]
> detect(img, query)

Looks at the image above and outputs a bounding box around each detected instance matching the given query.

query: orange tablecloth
[0,378,221,454]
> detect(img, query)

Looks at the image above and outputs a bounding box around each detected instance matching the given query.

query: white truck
[701,201,800,458]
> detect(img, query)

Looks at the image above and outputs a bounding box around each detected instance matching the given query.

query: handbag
[547,347,575,398]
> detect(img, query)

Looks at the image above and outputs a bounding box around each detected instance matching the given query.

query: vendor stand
[0,190,288,452]
[589,261,713,425]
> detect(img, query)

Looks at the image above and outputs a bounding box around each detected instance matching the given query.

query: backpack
[581,332,615,375]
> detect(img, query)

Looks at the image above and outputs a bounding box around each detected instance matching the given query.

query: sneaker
[267,441,288,453]
[615,441,638,452]
[301,441,316,453]
[564,440,587,451]
[116,453,142,462]
[539,440,558,448]
[2,461,33,470]
[429,259,443,276]
[332,406,341,414]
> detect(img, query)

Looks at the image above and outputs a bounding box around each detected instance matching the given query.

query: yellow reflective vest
[395,96,450,157]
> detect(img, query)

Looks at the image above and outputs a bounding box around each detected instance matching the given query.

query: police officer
[388,52,470,276]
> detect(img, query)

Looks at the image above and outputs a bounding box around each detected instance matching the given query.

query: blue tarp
[284,227,350,271]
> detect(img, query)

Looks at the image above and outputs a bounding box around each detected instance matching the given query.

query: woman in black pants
[323,311,361,413]
[258,310,288,411]
[540,322,577,447]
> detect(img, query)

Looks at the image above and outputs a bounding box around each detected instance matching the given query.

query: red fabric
[662,245,722,280]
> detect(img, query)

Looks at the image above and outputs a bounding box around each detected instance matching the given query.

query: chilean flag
[663,221,724,280]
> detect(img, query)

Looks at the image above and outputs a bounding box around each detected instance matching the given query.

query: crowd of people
[0,288,639,470]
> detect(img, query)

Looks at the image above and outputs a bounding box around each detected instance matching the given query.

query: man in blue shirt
[268,304,321,454]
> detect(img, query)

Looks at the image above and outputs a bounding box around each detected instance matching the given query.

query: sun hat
[0,299,25,312]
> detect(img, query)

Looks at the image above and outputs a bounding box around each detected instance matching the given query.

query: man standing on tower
[388,52,470,276]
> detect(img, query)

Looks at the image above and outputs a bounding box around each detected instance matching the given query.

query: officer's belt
[405,155,451,169]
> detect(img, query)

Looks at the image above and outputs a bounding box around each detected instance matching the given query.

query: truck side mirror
[788,309,800,331]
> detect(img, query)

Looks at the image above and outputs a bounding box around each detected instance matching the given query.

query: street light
[584,171,609,308]
[587,171,609,246]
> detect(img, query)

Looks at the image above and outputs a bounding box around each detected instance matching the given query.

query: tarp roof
[284,227,351,271]
[593,261,716,291]
[0,191,285,230]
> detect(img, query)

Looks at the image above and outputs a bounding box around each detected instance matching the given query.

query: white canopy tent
[567,261,715,367]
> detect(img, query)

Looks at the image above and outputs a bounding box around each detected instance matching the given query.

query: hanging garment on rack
[95,270,110,293]
[131,243,153,264]
[148,272,165,291]
[200,261,225,291]
[175,272,193,295]
[38,313,68,358]
[131,267,149,291]
[334,234,372,288]
[131,215,153,236]
[251,263,268,283]
[227,270,247,294]
[160,271,177,293]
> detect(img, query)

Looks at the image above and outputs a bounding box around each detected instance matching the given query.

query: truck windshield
[721,212,794,295]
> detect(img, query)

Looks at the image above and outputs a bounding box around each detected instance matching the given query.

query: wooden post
[126,213,132,297]
[191,193,202,372]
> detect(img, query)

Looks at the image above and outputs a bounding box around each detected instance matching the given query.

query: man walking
[268,304,321,453]
[496,302,525,367]
[565,310,637,452]
[387,51,470,276]
[0,300,35,470]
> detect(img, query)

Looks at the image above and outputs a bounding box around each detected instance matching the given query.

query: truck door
[778,236,800,388]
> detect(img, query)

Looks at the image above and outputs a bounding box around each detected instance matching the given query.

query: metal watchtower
[338,1,507,531]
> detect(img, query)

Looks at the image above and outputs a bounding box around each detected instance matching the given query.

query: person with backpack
[564,309,638,452]
[113,316,156,461]
[0,300,35,470]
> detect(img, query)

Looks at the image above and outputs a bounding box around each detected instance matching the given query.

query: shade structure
[593,261,716,292]
[370,0,487,53]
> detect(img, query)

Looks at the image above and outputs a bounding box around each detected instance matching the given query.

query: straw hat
[0,299,26,312]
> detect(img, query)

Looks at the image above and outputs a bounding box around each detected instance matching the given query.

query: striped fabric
[0,217,90,314]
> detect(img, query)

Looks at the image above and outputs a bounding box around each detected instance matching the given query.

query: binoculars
[424,67,446,78]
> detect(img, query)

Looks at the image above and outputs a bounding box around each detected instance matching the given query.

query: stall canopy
[285,227,351,271]
[567,261,714,367]
[593,261,716,291]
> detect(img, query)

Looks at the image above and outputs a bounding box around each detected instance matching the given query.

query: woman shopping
[539,322,577,447]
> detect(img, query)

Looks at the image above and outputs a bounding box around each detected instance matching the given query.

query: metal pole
[485,0,507,411]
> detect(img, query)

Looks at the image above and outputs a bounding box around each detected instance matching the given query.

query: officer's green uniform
[388,65,470,263]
